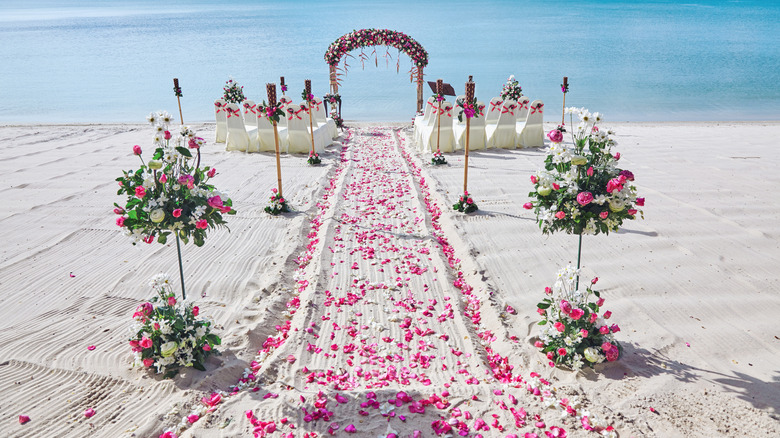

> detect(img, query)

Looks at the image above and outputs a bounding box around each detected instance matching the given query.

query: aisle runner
[239,128,612,437]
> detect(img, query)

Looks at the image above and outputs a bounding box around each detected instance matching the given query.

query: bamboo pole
[267,83,283,197]
[173,78,184,125]
[305,79,315,155]
[464,80,475,194]
[561,76,568,126]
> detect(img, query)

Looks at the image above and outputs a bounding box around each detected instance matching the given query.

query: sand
[0,121,777,437]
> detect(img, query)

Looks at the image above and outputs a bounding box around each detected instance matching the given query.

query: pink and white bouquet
[524,108,644,235]
[330,109,344,129]
[452,191,478,213]
[129,274,220,378]
[307,150,321,165]
[535,265,622,370]
[455,96,483,123]
[324,28,429,68]
[114,111,235,247]
[431,149,447,165]
[258,100,285,124]
[264,188,289,215]
[222,77,245,104]
[499,75,523,102]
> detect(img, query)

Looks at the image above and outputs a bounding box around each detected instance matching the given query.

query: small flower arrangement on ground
[500,75,523,102]
[524,107,644,235]
[453,191,478,213]
[130,274,221,378]
[115,112,235,247]
[222,78,245,104]
[264,188,289,215]
[307,150,321,165]
[431,150,447,165]
[535,265,622,370]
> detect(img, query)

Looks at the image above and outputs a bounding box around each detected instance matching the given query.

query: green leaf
[176,147,192,158]
[128,210,138,220]
[192,361,206,371]
[194,233,205,247]
[537,302,550,309]
[537,320,547,326]
[157,233,168,244]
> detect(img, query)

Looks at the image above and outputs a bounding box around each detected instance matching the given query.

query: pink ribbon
[445,105,452,118]
[531,103,544,114]
[478,105,485,116]
[289,108,305,120]
[214,102,223,113]
[225,107,240,118]
[501,104,516,116]
[490,101,503,112]
[519,102,528,110]
[244,103,257,114]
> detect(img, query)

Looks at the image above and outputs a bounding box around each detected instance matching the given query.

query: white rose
[160,341,178,358]
[608,198,626,212]
[583,347,603,363]
[150,209,165,223]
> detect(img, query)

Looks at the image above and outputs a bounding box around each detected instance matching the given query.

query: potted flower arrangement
[222,78,246,104]
[431,150,447,165]
[130,274,221,378]
[500,75,523,102]
[264,188,289,215]
[535,265,622,370]
[452,191,478,213]
[114,111,235,299]
[307,150,321,165]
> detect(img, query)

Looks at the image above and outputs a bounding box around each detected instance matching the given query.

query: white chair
[419,101,455,153]
[225,103,258,152]
[453,101,486,151]
[486,99,517,149]
[515,97,530,124]
[214,99,227,143]
[311,98,338,139]
[484,97,504,127]
[257,115,286,153]
[414,96,436,144]
[284,104,316,154]
[243,100,258,128]
[517,100,545,148]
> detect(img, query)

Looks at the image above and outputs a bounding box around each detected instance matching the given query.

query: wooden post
[561,76,568,126]
[416,67,424,113]
[280,76,286,96]
[464,80,475,194]
[305,79,315,155]
[435,79,443,152]
[173,78,183,125]
[267,83,283,197]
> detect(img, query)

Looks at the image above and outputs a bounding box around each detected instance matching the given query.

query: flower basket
[264,189,289,215]
[453,191,478,213]
[431,150,447,165]
[500,75,523,102]
[307,151,321,165]
[222,78,246,104]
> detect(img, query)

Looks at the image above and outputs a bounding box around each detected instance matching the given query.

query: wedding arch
[324,29,429,112]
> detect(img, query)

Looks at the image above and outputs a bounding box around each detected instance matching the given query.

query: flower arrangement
[535,265,622,370]
[324,28,429,68]
[258,100,285,124]
[323,93,341,106]
[301,89,314,103]
[330,109,344,128]
[431,150,447,165]
[222,78,245,104]
[265,188,289,215]
[307,150,321,165]
[114,112,235,247]
[455,96,481,122]
[452,191,478,213]
[130,274,221,378]
[500,75,523,102]
[524,108,644,236]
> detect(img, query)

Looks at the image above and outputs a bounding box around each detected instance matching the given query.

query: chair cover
[517,100,545,148]
[413,96,436,144]
[486,99,517,149]
[214,99,227,143]
[484,97,504,128]
[419,101,455,153]
[257,114,286,153]
[311,98,338,139]
[453,101,486,150]
[225,103,258,152]
[284,104,328,154]
[515,97,530,124]
[243,100,258,128]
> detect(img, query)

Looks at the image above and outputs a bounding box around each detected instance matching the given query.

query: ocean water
[1,0,778,123]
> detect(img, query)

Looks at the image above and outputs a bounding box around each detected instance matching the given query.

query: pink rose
[207,196,223,209]
[605,347,619,362]
[523,202,533,210]
[601,342,613,352]
[596,297,605,306]
[164,130,171,140]
[587,166,594,176]
[135,186,146,198]
[592,277,599,285]
[580,329,588,338]
[545,287,552,295]
[606,178,624,193]
[167,296,176,306]
[557,348,567,357]
[614,152,621,160]
[153,322,160,330]
[534,340,545,348]
[552,183,560,190]
[576,192,593,206]
[113,207,124,215]
[133,145,142,155]
[546,129,563,143]
[546,351,554,360]
[143,358,154,367]
[555,211,566,220]
[203,344,212,351]
[554,321,566,332]
[636,197,645,206]
[610,323,620,333]
[628,208,637,215]
[603,310,612,319]
[116,216,126,227]
[159,173,167,183]
[537,307,545,316]
[129,340,140,349]
[207,168,216,178]
[569,308,584,320]
[140,337,153,349]
[143,235,154,244]
[530,175,538,184]
[599,325,610,334]
[172,208,182,218]
[196,219,208,229]
[559,300,572,314]
[589,313,598,323]
[599,211,609,219]
[192,306,199,316]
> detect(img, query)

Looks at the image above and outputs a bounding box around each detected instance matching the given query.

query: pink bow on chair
[531,103,544,114]
[501,104,516,116]
[445,105,452,118]
[214,102,223,113]
[225,107,240,118]
[519,102,528,111]
[490,101,503,112]
[478,105,485,116]
[244,103,257,114]
[289,108,305,120]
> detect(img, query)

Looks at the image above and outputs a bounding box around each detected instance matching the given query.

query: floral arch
[324,29,429,112]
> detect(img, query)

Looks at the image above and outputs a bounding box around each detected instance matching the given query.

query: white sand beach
[1,121,778,438]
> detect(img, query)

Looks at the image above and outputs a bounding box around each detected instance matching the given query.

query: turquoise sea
[1,0,778,123]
